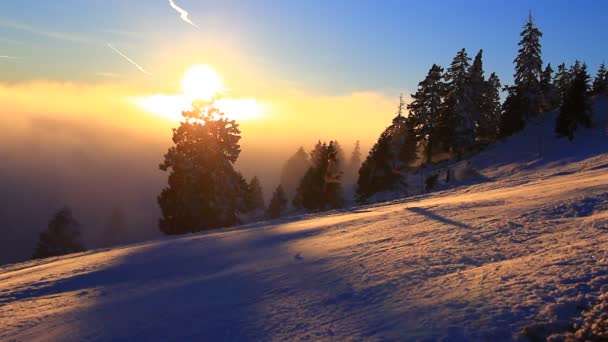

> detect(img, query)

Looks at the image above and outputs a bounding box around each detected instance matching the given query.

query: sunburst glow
[132,64,263,122]
[181,65,223,101]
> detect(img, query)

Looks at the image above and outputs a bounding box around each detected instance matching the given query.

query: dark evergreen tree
[356,130,396,203]
[279,147,311,200]
[555,62,592,140]
[356,95,418,203]
[444,49,475,154]
[158,101,246,234]
[245,176,265,212]
[513,13,543,119]
[33,207,85,259]
[477,72,502,143]
[592,62,608,95]
[540,63,558,111]
[554,63,572,102]
[293,141,343,212]
[407,64,446,163]
[499,86,527,138]
[266,185,288,219]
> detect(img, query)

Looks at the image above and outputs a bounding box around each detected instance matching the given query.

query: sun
[181,65,223,101]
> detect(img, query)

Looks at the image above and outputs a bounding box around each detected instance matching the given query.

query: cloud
[0,55,17,59]
[107,43,152,75]
[168,0,199,28]
[0,20,92,44]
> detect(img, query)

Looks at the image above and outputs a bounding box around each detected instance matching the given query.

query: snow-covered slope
[2,99,608,341]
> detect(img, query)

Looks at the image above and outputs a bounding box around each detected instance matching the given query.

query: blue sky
[1,0,607,96]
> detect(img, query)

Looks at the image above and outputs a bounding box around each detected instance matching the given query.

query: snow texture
[1,97,608,341]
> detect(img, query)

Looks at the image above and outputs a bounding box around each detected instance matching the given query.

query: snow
[1,97,608,341]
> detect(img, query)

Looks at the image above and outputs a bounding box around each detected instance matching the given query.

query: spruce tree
[158,100,246,234]
[356,95,418,203]
[279,147,310,200]
[407,64,446,163]
[245,176,265,212]
[554,63,572,102]
[555,62,592,140]
[356,130,396,203]
[33,207,85,259]
[540,63,558,111]
[344,140,362,185]
[293,141,343,212]
[499,86,526,138]
[444,49,475,154]
[592,62,608,95]
[513,13,543,119]
[478,72,502,143]
[266,185,288,219]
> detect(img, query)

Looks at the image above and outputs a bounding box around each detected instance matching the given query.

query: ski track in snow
[1,97,608,341]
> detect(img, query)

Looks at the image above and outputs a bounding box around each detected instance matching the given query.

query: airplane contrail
[168,0,199,28]
[0,55,16,59]
[107,43,152,75]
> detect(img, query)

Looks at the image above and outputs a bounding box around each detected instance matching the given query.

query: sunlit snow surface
[1,97,608,341]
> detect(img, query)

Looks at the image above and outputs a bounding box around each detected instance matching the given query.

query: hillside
[1,99,608,341]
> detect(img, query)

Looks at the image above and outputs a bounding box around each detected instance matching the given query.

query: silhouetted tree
[408,64,446,162]
[540,63,558,111]
[554,63,572,103]
[158,100,246,234]
[555,62,592,140]
[356,130,395,203]
[499,86,527,138]
[444,48,475,154]
[293,141,343,212]
[279,147,310,200]
[356,95,417,203]
[266,185,288,219]
[245,176,265,212]
[513,13,543,119]
[478,72,502,143]
[342,140,363,187]
[33,207,85,259]
[592,62,608,95]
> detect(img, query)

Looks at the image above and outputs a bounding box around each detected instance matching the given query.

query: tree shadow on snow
[406,206,471,229]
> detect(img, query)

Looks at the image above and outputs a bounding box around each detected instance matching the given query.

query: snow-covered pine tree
[513,13,543,119]
[266,185,288,219]
[279,147,311,201]
[467,49,487,145]
[555,61,592,140]
[158,100,246,234]
[540,63,558,111]
[444,49,475,155]
[592,62,608,95]
[245,176,265,212]
[33,207,85,259]
[293,141,343,212]
[477,72,502,144]
[407,64,446,163]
